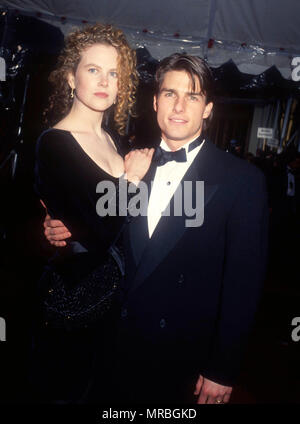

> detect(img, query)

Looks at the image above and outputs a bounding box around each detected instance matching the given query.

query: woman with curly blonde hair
[44,23,138,136]
[32,23,153,404]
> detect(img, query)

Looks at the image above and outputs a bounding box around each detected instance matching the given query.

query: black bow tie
[154,147,186,166]
[154,136,204,167]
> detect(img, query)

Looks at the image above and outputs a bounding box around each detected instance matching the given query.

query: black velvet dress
[31,128,126,403]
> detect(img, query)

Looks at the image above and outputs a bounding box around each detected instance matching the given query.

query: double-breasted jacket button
[178,273,184,284]
[121,308,128,318]
[160,318,166,328]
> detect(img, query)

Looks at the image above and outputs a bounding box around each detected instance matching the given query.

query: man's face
[153,70,213,149]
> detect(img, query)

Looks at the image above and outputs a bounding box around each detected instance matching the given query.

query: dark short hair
[155,53,214,130]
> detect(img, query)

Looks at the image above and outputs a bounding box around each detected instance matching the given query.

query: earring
[70,88,74,99]
[113,97,117,105]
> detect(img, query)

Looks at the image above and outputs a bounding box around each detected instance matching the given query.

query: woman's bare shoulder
[52,117,72,131]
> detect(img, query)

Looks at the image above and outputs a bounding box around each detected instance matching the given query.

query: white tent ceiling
[1,0,300,78]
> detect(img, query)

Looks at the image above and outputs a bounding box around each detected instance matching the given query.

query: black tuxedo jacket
[120,138,268,386]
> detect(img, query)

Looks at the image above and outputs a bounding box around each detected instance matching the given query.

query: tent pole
[273,100,280,140]
[279,97,293,149]
[204,0,218,60]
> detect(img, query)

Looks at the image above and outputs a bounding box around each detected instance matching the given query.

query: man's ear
[153,95,157,112]
[203,101,213,119]
[67,72,75,90]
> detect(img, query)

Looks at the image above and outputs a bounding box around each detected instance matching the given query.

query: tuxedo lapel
[128,160,158,266]
[128,140,219,294]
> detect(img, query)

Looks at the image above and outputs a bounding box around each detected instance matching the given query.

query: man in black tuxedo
[44,54,268,404]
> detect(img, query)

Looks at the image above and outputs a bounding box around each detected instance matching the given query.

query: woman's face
[68,43,119,113]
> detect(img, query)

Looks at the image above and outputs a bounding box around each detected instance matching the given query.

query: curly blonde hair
[44,24,138,135]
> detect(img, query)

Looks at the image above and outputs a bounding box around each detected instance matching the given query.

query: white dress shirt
[147,137,205,238]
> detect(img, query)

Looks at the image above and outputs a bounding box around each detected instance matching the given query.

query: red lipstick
[94,92,108,98]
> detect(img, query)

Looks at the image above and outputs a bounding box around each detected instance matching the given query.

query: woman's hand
[124,148,154,185]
